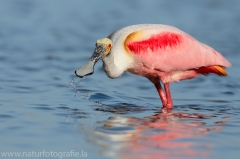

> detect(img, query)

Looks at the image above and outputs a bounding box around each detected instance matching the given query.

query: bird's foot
[163,103,174,109]
[161,107,173,114]
[160,103,173,114]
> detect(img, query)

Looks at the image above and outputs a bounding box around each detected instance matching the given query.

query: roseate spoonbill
[75,24,231,109]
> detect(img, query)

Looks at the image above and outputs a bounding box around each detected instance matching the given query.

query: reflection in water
[85,110,221,159]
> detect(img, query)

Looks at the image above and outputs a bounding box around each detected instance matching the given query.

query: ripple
[90,93,113,100]
[33,107,55,111]
[0,114,14,118]
[222,91,235,95]
[7,126,23,130]
[95,103,148,114]
[225,83,240,88]
[57,106,71,110]
[68,108,91,119]
[208,99,230,103]
[18,66,40,72]
[173,113,204,119]
[31,104,55,111]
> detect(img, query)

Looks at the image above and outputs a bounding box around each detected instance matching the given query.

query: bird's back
[114,24,231,72]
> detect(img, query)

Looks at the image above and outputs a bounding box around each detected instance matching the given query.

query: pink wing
[125,29,231,72]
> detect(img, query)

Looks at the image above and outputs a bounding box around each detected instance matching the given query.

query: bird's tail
[213,65,228,76]
[195,65,228,76]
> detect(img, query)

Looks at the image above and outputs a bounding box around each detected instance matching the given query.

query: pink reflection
[92,110,220,159]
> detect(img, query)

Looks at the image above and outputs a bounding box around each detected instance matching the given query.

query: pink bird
[75,24,231,109]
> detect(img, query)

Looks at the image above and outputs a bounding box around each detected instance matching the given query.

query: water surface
[0,0,240,159]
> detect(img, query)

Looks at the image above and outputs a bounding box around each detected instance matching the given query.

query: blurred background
[0,0,240,159]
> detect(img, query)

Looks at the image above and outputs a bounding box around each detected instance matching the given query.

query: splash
[65,76,106,106]
[65,76,91,100]
[66,76,87,89]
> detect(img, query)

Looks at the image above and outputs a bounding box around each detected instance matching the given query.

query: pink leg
[164,83,173,108]
[154,82,167,107]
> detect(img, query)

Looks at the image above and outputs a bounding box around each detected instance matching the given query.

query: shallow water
[1,0,240,159]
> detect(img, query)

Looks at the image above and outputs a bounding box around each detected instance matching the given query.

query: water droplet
[65,76,87,89]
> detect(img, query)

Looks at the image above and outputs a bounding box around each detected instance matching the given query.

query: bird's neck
[102,53,123,79]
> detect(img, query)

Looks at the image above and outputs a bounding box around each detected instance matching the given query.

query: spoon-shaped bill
[75,60,95,78]
[75,43,108,78]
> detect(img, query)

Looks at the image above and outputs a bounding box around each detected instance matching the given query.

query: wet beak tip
[75,59,96,78]
[74,70,83,78]
[75,70,94,78]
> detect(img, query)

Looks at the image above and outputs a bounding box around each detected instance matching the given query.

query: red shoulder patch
[127,32,182,54]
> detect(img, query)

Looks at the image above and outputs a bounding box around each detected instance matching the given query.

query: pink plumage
[75,24,232,109]
[121,24,231,108]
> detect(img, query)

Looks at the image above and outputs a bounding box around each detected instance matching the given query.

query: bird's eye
[108,44,112,48]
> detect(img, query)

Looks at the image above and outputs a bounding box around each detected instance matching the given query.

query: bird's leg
[153,82,168,107]
[163,83,173,108]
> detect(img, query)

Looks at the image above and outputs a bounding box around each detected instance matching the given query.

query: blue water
[1,0,240,159]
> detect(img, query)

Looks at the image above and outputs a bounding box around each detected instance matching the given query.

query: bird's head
[75,38,112,78]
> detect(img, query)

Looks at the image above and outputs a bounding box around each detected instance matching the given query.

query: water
[1,0,240,159]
